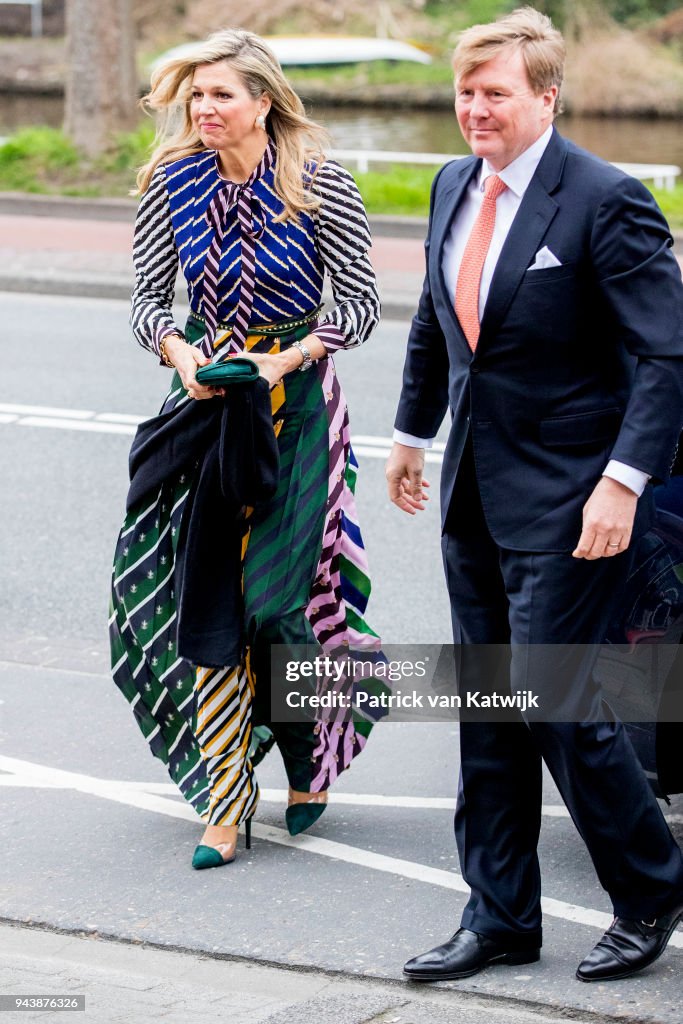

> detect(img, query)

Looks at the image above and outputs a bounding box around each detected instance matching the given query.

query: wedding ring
[607,542,620,548]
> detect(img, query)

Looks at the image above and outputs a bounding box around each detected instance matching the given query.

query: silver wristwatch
[292,339,313,371]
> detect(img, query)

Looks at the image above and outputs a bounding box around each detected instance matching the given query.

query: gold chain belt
[188,305,323,337]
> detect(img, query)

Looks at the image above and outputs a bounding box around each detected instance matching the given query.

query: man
[386,6,683,983]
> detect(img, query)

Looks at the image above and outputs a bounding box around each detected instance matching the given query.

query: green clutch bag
[195,357,260,387]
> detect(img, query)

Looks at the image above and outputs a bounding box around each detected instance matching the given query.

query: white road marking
[0,776,65,787]
[0,402,94,419]
[0,777,456,806]
[1,753,681,944]
[2,774,679,823]
[0,401,446,460]
[96,412,146,424]
[17,416,139,435]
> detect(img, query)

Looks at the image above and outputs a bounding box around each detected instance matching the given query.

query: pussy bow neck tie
[201,141,275,357]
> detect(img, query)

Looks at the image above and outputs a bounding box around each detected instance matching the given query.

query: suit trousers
[441,440,683,945]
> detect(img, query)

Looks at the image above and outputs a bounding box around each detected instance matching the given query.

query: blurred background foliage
[0,1,682,213]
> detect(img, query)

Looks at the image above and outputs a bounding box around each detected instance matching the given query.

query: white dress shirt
[394,126,648,497]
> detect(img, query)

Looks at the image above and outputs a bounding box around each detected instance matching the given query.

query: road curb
[0,190,429,238]
[0,191,138,222]
[0,917,644,1024]
[0,273,135,302]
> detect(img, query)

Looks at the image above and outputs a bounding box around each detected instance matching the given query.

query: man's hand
[572,476,638,560]
[385,443,430,515]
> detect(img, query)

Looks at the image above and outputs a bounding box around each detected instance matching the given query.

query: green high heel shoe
[192,818,252,870]
[285,788,328,836]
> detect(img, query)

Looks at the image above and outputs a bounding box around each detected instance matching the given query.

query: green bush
[99,122,156,174]
[651,183,683,230]
[353,164,439,217]
[0,124,155,195]
[0,126,79,191]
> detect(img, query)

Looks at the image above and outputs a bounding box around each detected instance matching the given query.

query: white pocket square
[528,246,562,271]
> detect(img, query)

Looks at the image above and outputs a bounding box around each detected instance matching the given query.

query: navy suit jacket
[394,128,683,551]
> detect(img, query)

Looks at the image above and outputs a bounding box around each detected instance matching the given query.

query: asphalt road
[0,292,682,1023]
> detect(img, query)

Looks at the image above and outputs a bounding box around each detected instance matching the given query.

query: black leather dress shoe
[576,900,683,982]
[403,928,541,981]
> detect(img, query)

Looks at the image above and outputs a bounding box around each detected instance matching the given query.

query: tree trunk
[64,0,137,155]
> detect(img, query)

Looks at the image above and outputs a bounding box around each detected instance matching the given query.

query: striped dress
[109,141,382,826]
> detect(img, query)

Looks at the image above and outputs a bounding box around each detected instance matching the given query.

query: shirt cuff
[603,460,650,497]
[393,429,435,450]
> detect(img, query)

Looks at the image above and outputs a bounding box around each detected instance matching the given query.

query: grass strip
[0,127,681,228]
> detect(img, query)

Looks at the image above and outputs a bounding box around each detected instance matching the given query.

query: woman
[109,29,381,870]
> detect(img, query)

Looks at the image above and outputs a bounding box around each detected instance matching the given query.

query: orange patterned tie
[455,174,507,352]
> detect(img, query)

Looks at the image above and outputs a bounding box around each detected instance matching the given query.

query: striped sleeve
[310,161,380,351]
[130,165,184,358]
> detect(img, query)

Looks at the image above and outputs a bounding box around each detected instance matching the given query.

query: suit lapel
[431,157,480,344]
[477,130,567,347]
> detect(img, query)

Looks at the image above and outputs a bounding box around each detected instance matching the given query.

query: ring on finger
[607,541,620,548]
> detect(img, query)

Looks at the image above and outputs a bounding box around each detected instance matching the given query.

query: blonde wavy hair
[136,29,329,221]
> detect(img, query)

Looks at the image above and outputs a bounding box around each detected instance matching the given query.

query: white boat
[151,36,431,70]
[266,37,431,66]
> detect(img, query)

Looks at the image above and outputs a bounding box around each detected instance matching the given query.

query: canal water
[1,93,682,169]
[314,105,683,169]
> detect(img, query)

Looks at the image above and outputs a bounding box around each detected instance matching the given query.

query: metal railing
[0,0,42,37]
[611,162,681,191]
[332,148,681,190]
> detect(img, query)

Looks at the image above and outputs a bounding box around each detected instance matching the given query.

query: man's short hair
[453,6,565,114]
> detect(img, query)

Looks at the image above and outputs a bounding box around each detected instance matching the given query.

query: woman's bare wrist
[279,347,304,373]
[161,334,185,366]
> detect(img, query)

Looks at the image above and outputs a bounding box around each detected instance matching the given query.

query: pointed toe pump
[192,818,252,870]
[285,788,328,836]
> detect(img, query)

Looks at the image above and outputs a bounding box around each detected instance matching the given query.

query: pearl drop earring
[256,114,266,130]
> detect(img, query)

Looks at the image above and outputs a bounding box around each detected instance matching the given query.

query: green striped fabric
[110,322,381,820]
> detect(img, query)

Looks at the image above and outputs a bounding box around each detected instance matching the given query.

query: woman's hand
[163,336,223,400]
[243,351,291,388]
[245,335,328,386]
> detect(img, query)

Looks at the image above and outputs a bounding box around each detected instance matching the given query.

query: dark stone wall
[0,0,65,37]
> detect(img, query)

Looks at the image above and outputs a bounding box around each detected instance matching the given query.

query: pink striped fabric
[200,142,275,358]
[305,357,381,789]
